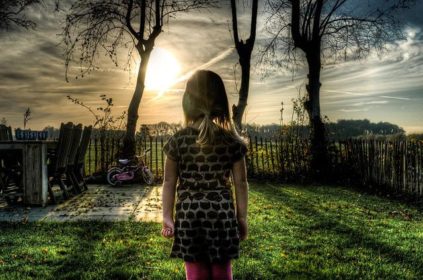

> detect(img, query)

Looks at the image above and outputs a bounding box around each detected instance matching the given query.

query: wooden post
[269,140,275,177]
[88,138,92,175]
[15,143,48,206]
[161,137,164,179]
[255,136,259,177]
[420,142,422,195]
[264,138,269,176]
[155,136,158,178]
[260,137,264,177]
[105,135,110,169]
[149,136,153,170]
[274,137,280,174]
[248,135,254,177]
[94,138,98,173]
[279,138,284,179]
[110,135,115,166]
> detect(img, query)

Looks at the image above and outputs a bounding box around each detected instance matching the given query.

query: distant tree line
[243,119,405,141]
[37,119,410,141]
[406,133,423,142]
[326,120,405,140]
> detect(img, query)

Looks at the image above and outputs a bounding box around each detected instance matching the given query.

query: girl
[161,70,249,280]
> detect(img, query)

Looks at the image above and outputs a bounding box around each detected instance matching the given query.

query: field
[1,182,422,279]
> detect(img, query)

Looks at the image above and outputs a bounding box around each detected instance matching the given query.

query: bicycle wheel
[141,167,154,185]
[107,168,123,186]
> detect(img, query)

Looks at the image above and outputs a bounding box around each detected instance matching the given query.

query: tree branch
[125,0,139,39]
[248,0,258,46]
[312,0,323,41]
[155,0,161,28]
[231,0,240,48]
[0,0,41,30]
[291,0,305,49]
[140,0,146,41]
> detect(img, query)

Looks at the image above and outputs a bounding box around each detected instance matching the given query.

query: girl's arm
[232,156,249,240]
[161,157,178,237]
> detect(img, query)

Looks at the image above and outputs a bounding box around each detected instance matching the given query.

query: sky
[0,0,422,133]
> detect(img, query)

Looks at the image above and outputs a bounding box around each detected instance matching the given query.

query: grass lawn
[1,182,422,279]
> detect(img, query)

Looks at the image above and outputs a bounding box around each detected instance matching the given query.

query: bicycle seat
[118,159,130,165]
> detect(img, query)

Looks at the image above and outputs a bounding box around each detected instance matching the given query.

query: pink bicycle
[106,148,154,186]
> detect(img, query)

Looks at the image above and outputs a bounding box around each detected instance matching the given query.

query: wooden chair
[0,124,15,175]
[47,122,74,203]
[0,125,13,141]
[72,125,92,192]
[0,125,23,205]
[65,124,83,194]
[0,161,23,205]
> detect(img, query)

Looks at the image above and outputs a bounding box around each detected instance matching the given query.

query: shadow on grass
[251,182,423,279]
[49,221,184,280]
[0,221,184,280]
[46,186,161,278]
[51,221,114,279]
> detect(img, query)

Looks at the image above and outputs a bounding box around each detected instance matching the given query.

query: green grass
[1,182,423,279]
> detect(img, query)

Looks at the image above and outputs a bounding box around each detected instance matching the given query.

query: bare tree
[263,0,415,177]
[63,0,217,158]
[230,0,258,131]
[0,0,42,30]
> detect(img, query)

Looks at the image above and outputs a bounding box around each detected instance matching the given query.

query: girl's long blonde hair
[182,70,246,146]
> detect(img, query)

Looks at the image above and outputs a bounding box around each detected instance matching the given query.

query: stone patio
[0,184,163,223]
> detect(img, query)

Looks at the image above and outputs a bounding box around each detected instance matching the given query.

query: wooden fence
[84,136,166,180]
[84,135,423,197]
[330,140,423,196]
[244,136,310,181]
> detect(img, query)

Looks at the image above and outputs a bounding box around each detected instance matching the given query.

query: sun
[145,48,181,92]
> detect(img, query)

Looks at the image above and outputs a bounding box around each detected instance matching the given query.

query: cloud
[351,100,389,106]
[339,108,370,113]
[0,0,422,133]
[380,95,411,101]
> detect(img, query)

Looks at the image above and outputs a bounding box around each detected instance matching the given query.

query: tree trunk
[305,45,328,180]
[230,0,257,133]
[121,50,151,158]
[232,52,251,131]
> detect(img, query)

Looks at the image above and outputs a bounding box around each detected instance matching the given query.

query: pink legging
[185,260,232,280]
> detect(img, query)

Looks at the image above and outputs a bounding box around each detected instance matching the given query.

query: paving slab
[0,184,163,223]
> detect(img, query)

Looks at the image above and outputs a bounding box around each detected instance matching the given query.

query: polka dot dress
[163,126,248,263]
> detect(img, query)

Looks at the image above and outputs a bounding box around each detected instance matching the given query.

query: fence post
[255,136,259,178]
[149,136,153,169]
[161,137,164,179]
[248,135,254,177]
[155,136,159,178]
[269,140,275,178]
[264,138,270,177]
[94,138,98,174]
[87,138,92,175]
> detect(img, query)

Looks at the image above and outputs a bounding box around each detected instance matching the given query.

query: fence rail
[84,135,423,197]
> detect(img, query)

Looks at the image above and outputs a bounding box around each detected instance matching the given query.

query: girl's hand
[238,218,248,241]
[161,217,174,238]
